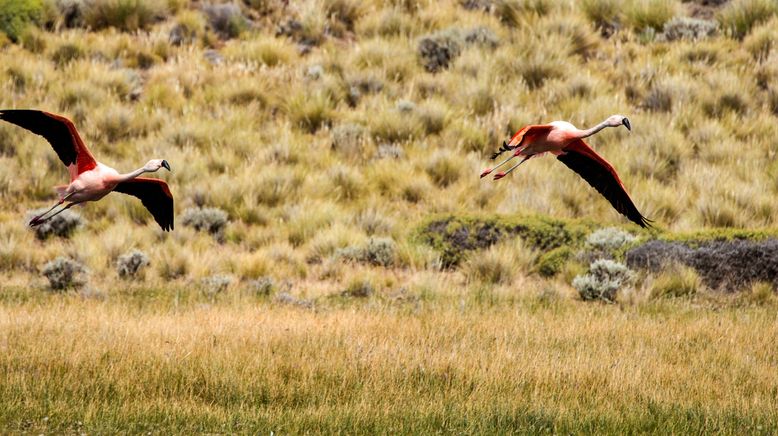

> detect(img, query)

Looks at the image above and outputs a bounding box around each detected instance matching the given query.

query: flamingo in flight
[480,115,651,228]
[0,109,174,231]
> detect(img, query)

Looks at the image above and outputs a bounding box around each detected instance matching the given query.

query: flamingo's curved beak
[162,160,171,171]
[622,118,631,131]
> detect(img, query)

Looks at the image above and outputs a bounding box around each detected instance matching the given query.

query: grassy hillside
[1,0,778,433]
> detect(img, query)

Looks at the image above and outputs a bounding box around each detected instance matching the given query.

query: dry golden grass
[1,295,777,433]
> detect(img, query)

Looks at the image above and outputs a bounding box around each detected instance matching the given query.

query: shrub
[573,259,634,302]
[536,246,573,277]
[201,275,232,296]
[0,0,44,42]
[335,237,397,267]
[83,0,167,31]
[662,17,718,41]
[418,29,462,73]
[27,208,84,240]
[717,0,778,39]
[247,276,276,296]
[202,3,247,39]
[116,249,150,279]
[586,227,637,252]
[464,26,499,49]
[181,207,229,236]
[42,257,87,291]
[626,238,778,291]
[362,237,396,267]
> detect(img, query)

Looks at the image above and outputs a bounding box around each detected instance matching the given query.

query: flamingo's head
[144,159,171,172]
[606,114,631,131]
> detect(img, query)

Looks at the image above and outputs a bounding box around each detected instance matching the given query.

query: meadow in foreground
[2,290,778,434]
[1,0,778,432]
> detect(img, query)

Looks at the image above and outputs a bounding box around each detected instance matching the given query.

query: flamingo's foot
[493,172,506,180]
[480,168,492,178]
[29,216,44,227]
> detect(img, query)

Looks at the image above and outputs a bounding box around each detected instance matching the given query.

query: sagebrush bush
[662,17,718,41]
[335,237,396,267]
[42,257,87,291]
[116,249,150,279]
[181,207,229,236]
[586,227,637,252]
[27,208,84,240]
[201,275,233,296]
[247,276,276,296]
[573,259,634,302]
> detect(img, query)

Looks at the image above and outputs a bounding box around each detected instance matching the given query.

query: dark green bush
[0,0,44,42]
[536,246,574,277]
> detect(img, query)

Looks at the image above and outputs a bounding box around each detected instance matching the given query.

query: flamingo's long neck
[576,120,611,139]
[115,167,148,183]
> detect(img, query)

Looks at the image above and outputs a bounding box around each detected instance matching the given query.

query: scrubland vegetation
[1,0,778,433]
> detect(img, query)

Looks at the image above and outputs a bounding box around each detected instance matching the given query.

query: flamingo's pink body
[481,115,651,228]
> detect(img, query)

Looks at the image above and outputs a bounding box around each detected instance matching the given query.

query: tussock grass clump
[286,92,334,133]
[27,208,84,240]
[743,19,777,61]
[225,35,296,67]
[580,0,620,34]
[181,207,229,236]
[116,249,150,279]
[623,0,679,31]
[83,0,167,31]
[331,123,367,157]
[342,278,374,298]
[573,259,634,302]
[336,238,397,267]
[650,265,701,298]
[717,0,778,39]
[42,257,87,291]
[424,151,462,188]
[169,10,207,46]
[51,42,85,67]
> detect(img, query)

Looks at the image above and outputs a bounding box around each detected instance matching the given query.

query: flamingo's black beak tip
[162,160,171,171]
[622,118,631,131]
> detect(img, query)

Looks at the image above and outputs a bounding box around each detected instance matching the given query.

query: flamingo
[480,115,651,228]
[0,109,174,231]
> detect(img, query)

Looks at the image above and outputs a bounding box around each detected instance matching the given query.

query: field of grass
[1,0,778,432]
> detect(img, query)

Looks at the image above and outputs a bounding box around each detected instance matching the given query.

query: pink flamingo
[0,110,174,231]
[481,115,651,228]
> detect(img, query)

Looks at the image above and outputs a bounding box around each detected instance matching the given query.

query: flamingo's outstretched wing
[557,139,651,228]
[113,178,174,231]
[0,109,97,179]
[491,124,553,159]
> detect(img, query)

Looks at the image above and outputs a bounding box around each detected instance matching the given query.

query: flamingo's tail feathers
[490,141,514,160]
